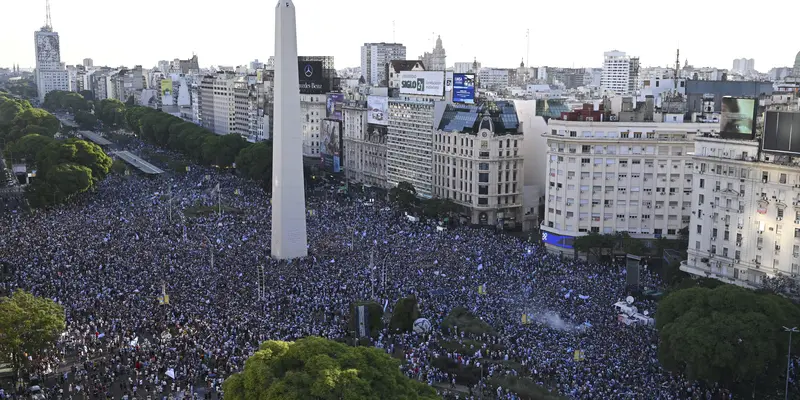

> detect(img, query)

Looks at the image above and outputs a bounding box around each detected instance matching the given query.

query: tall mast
[45,0,52,29]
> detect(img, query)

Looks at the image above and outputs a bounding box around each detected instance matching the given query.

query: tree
[73,110,98,130]
[43,91,89,113]
[573,232,616,259]
[388,295,420,333]
[389,181,418,211]
[4,133,53,163]
[96,99,126,128]
[657,285,800,395]
[222,337,438,400]
[441,306,495,336]
[235,141,273,188]
[0,290,66,377]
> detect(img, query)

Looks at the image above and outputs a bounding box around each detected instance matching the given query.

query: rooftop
[438,101,519,135]
[389,60,425,72]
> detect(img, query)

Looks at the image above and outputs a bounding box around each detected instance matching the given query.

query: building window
[478,197,488,205]
[479,173,489,183]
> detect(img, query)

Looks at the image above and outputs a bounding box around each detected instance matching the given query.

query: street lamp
[784,326,798,400]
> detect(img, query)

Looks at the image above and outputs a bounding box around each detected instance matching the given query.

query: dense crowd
[0,148,731,399]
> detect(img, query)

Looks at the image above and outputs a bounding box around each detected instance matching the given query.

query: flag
[573,350,585,362]
[521,314,530,325]
[234,189,240,195]
[477,284,486,295]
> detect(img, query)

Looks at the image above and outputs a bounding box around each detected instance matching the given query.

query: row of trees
[3,79,38,99]
[43,91,127,131]
[124,106,272,186]
[43,90,90,113]
[0,290,66,378]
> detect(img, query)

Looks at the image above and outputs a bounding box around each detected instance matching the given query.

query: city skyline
[1,0,799,71]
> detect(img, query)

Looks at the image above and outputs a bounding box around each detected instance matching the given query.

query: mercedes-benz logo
[304,64,313,77]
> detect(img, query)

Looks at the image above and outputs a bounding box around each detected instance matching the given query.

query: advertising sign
[719,97,757,139]
[298,61,324,94]
[452,73,476,104]
[399,71,445,96]
[445,71,453,92]
[321,119,342,173]
[541,231,574,249]
[160,79,173,105]
[367,96,389,126]
[326,93,345,120]
[762,111,800,156]
[256,69,262,82]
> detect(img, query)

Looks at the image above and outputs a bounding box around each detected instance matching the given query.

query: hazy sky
[2,0,798,71]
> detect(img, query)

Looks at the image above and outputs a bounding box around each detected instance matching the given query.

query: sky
[2,0,798,72]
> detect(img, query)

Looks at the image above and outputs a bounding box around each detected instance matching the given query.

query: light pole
[784,326,798,400]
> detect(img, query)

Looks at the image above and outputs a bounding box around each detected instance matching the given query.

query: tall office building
[199,72,237,135]
[83,58,93,68]
[732,58,755,75]
[360,42,406,86]
[271,0,308,259]
[34,4,69,102]
[601,50,631,95]
[386,98,438,197]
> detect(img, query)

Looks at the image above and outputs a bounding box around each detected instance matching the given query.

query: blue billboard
[541,231,574,249]
[453,73,476,104]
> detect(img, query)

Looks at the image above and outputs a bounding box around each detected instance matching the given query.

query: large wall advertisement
[399,71,445,96]
[160,79,174,105]
[321,119,342,173]
[762,111,800,156]
[326,93,345,120]
[298,61,324,94]
[719,97,757,139]
[367,96,388,126]
[541,231,574,249]
[452,73,476,104]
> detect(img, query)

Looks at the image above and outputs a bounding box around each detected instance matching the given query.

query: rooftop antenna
[526,29,530,68]
[45,0,52,29]
[674,48,680,88]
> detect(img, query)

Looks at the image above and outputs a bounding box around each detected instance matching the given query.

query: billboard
[321,119,342,173]
[452,73,476,104]
[160,79,174,106]
[326,93,345,120]
[399,71,445,96]
[367,96,388,126]
[541,231,574,249]
[298,61,324,94]
[719,97,757,139]
[762,111,800,156]
[445,71,453,92]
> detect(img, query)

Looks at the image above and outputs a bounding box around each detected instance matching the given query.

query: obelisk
[271,0,308,259]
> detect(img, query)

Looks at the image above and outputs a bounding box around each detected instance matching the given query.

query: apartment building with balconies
[541,118,719,254]
[682,137,800,287]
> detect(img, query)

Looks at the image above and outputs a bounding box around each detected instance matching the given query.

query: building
[793,51,800,78]
[682,137,800,287]
[543,67,586,89]
[478,68,510,91]
[233,76,269,142]
[685,80,773,114]
[34,21,69,102]
[601,50,632,95]
[540,115,719,255]
[199,71,237,135]
[732,58,755,75]
[343,101,388,187]
[387,60,425,90]
[109,66,146,103]
[298,55,338,92]
[628,57,640,94]
[360,42,406,86]
[454,60,481,74]
[433,101,524,227]
[419,36,446,72]
[82,58,93,68]
[386,98,442,197]
[300,93,326,156]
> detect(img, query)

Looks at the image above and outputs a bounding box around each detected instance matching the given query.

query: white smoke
[527,310,588,333]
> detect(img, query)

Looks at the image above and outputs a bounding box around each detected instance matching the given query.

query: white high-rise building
[83,58,93,68]
[454,61,481,74]
[360,42,406,86]
[199,72,237,135]
[541,118,719,255]
[732,58,755,75]
[682,137,800,288]
[34,20,69,102]
[601,50,631,95]
[386,98,438,197]
[300,94,326,156]
[477,68,509,91]
[271,0,307,259]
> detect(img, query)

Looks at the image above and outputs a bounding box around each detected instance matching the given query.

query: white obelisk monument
[271,0,308,259]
